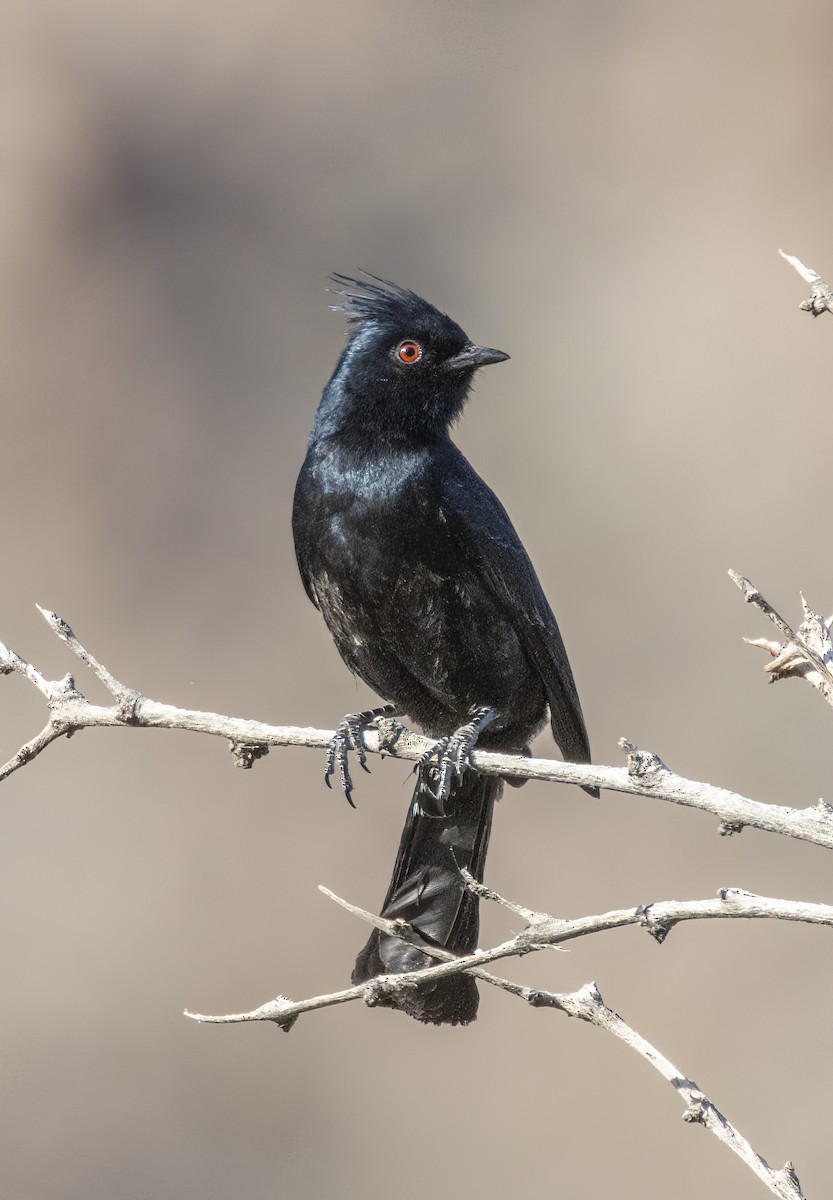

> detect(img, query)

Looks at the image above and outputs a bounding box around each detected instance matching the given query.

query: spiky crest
[328,272,449,336]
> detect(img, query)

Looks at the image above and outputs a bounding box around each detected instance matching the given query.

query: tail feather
[352,768,501,1025]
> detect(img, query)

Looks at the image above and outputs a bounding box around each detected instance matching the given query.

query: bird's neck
[311,378,450,456]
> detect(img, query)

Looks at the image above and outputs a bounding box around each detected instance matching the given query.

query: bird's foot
[325,705,400,807]
[417,706,497,815]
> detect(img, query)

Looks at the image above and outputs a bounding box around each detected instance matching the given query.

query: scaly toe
[416,707,498,812]
[325,706,400,807]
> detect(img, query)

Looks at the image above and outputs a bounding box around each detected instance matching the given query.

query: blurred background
[2,2,833,1196]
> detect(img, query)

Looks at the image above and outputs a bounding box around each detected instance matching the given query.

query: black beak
[445,343,510,371]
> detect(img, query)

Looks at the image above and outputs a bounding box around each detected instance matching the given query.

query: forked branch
[731,571,833,709]
[186,881,813,1200]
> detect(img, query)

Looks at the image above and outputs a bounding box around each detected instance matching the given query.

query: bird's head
[322,274,509,443]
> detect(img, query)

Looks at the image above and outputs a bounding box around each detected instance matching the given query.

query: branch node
[362,974,417,1009]
[17,741,39,766]
[229,740,270,769]
[579,980,603,1005]
[682,1093,708,1124]
[639,903,677,944]
[718,886,761,902]
[48,673,83,706]
[117,690,142,724]
[275,1013,300,1033]
[526,988,562,1011]
[718,819,745,837]
[619,738,668,782]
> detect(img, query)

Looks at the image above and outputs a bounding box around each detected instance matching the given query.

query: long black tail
[352,768,502,1025]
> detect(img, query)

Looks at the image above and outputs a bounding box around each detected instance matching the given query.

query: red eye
[396,340,423,364]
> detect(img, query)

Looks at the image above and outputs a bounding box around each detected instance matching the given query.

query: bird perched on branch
[292,274,594,1025]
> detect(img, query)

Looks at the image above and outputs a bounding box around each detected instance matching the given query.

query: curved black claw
[325,706,399,807]
[416,706,497,816]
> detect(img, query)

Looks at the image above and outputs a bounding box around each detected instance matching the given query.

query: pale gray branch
[185,885,833,1026]
[779,248,833,316]
[550,982,804,1200]
[3,608,833,858]
[187,883,815,1199]
[730,570,833,709]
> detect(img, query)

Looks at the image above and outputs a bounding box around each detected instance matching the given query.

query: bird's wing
[438,449,592,767]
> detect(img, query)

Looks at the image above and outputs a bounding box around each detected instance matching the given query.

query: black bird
[292,275,594,1025]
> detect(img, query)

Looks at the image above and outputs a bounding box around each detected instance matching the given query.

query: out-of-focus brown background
[3,2,833,1196]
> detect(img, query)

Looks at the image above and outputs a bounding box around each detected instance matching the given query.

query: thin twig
[779,248,833,316]
[730,571,833,708]
[35,606,134,700]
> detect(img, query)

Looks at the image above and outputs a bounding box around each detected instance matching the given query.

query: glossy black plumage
[292,275,593,1024]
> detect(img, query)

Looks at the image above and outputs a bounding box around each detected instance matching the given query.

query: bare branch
[540,982,805,1200]
[34,606,136,702]
[3,609,833,857]
[188,883,816,1199]
[185,885,833,1026]
[730,571,833,708]
[779,248,833,316]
